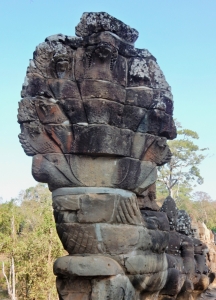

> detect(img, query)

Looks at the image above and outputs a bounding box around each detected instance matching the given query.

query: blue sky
[0,0,216,200]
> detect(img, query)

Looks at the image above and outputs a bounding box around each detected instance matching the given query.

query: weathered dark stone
[160,268,185,296]
[121,105,147,131]
[77,194,116,223]
[32,154,83,190]
[35,98,68,124]
[83,99,124,127]
[71,124,133,156]
[48,79,81,100]
[141,211,170,231]
[44,124,73,153]
[160,196,179,230]
[21,74,49,98]
[18,98,38,123]
[142,136,172,166]
[19,122,61,156]
[137,109,177,139]
[75,12,139,43]
[125,87,153,108]
[75,44,127,85]
[54,255,124,277]
[79,79,126,103]
[19,10,215,300]
[59,98,87,124]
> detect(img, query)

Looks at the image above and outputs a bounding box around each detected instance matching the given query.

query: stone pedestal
[52,187,169,300]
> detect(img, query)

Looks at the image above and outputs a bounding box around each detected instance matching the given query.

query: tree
[192,191,216,231]
[157,123,207,206]
[0,184,65,300]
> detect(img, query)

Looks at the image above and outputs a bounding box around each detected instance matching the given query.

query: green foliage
[0,184,65,300]
[157,123,207,203]
[156,123,216,230]
[191,191,216,231]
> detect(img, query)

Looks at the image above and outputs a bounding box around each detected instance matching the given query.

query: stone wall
[18,12,216,300]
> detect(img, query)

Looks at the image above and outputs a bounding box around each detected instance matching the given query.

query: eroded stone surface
[18,10,215,300]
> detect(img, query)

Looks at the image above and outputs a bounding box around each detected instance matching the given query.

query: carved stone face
[94,43,113,59]
[176,210,191,236]
[190,219,200,239]
[160,196,178,230]
[55,59,69,78]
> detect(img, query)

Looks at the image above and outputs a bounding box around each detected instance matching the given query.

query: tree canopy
[0,184,65,300]
[157,123,207,205]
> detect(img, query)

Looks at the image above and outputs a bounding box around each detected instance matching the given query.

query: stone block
[127,57,152,88]
[79,79,126,104]
[56,223,99,254]
[59,98,87,124]
[160,269,185,296]
[100,224,143,254]
[54,255,124,277]
[68,155,118,187]
[18,98,38,123]
[77,194,116,223]
[121,105,147,131]
[45,124,73,153]
[76,12,139,43]
[82,31,120,50]
[32,153,158,191]
[166,231,182,255]
[138,195,159,211]
[130,269,168,292]
[52,194,80,211]
[141,211,170,231]
[160,197,179,231]
[114,158,157,193]
[74,43,127,84]
[142,137,172,166]
[53,210,77,223]
[194,254,206,274]
[131,133,155,160]
[125,87,153,108]
[147,230,170,254]
[35,98,68,124]
[133,161,157,195]
[152,89,173,115]
[19,122,61,156]
[91,274,136,300]
[71,124,133,156]
[33,41,75,79]
[74,47,86,80]
[83,99,123,127]
[132,133,172,166]
[32,154,82,190]
[137,109,177,140]
[48,79,81,99]
[115,157,142,190]
[114,194,143,225]
[56,277,91,300]
[166,254,184,272]
[125,253,168,274]
[21,74,49,98]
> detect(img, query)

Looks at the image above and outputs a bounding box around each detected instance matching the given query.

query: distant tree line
[157,122,216,231]
[0,184,64,300]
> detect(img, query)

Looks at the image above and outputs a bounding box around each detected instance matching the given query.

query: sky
[0,0,216,201]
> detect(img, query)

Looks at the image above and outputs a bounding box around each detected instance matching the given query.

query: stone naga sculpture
[18,11,215,300]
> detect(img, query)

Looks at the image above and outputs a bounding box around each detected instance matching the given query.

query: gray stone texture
[18,11,216,300]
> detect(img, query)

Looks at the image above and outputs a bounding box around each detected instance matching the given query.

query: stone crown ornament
[18,12,215,300]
